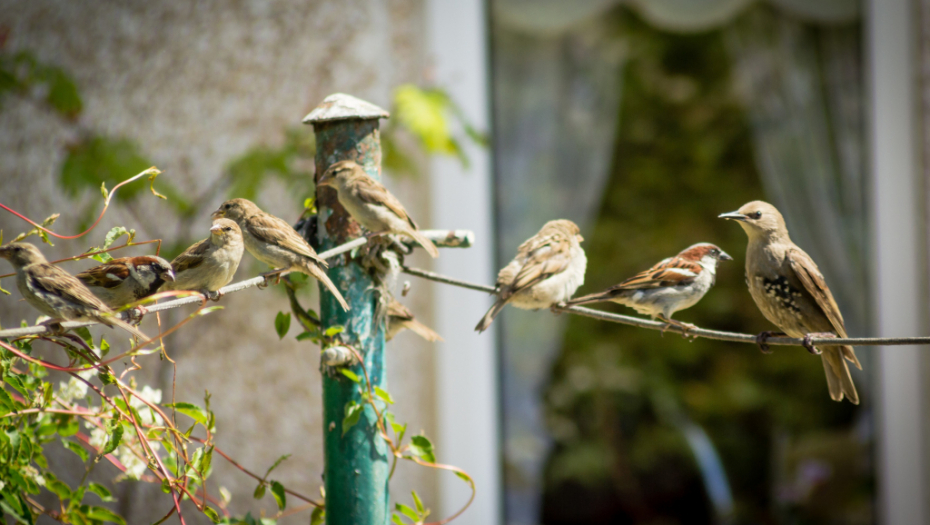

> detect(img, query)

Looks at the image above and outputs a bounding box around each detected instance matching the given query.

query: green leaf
[396,503,419,522]
[454,471,472,484]
[340,369,360,384]
[263,454,291,478]
[101,419,123,456]
[85,505,126,525]
[41,65,83,118]
[203,505,222,524]
[62,438,90,462]
[164,402,209,425]
[274,312,291,339]
[87,482,115,502]
[74,327,94,347]
[342,401,363,436]
[412,490,425,515]
[295,330,320,342]
[310,507,325,525]
[374,386,394,405]
[253,483,266,500]
[408,435,436,463]
[46,475,73,500]
[270,481,286,510]
[324,325,345,337]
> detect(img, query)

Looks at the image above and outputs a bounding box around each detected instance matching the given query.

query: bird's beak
[210,225,223,234]
[163,270,176,282]
[718,211,747,222]
[210,209,223,219]
[0,246,9,259]
[576,234,584,242]
[719,251,733,261]
[317,178,331,188]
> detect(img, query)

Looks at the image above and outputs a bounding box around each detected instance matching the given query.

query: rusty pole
[304,93,391,525]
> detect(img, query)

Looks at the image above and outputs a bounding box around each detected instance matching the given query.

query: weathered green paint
[309,97,390,525]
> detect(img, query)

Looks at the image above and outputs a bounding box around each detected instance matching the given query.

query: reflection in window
[490,1,871,524]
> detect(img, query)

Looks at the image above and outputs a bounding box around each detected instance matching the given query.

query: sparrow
[0,242,148,341]
[385,297,443,342]
[76,256,175,309]
[211,198,349,311]
[565,243,731,330]
[161,219,244,297]
[720,201,862,404]
[475,219,586,332]
[316,160,440,258]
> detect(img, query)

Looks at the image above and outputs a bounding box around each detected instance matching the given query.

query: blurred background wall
[0,1,443,523]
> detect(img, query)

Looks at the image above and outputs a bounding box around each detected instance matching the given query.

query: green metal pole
[304,94,391,525]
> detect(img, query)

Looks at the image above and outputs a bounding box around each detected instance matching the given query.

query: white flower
[57,377,88,404]
[118,440,160,480]
[21,465,45,486]
[130,386,163,426]
[77,369,97,381]
[89,426,108,449]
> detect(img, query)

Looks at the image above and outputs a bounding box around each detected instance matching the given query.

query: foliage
[0,49,82,118]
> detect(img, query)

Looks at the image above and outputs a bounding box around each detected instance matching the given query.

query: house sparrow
[565,243,731,330]
[475,220,586,332]
[720,201,862,404]
[385,297,442,342]
[76,256,175,309]
[161,219,244,298]
[0,242,148,341]
[316,160,440,258]
[211,198,349,311]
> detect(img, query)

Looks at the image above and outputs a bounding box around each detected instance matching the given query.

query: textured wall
[0,1,439,523]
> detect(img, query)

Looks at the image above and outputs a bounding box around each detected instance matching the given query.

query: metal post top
[303,93,390,124]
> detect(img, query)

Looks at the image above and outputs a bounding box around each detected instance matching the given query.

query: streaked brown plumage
[720,201,861,404]
[385,298,443,342]
[77,256,175,309]
[211,198,349,311]
[476,219,586,332]
[0,242,148,341]
[161,219,244,295]
[317,160,440,258]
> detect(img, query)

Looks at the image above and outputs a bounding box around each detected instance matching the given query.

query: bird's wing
[27,263,110,311]
[171,239,211,274]
[387,299,415,322]
[245,213,326,266]
[76,258,132,289]
[787,247,848,337]
[507,230,573,293]
[351,176,418,229]
[614,256,700,290]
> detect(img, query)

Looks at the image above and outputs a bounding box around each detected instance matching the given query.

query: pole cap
[303,93,390,124]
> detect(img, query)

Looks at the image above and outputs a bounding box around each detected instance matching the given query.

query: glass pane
[490,3,873,524]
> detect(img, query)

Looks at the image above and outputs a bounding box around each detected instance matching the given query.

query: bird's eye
[224,204,230,209]
[751,211,763,219]
[224,227,232,232]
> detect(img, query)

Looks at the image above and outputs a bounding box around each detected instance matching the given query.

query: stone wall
[0,1,439,523]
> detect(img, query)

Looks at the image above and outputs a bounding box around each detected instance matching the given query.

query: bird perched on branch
[720,201,861,404]
[0,242,148,341]
[566,243,731,331]
[161,219,244,299]
[77,256,174,309]
[385,298,442,342]
[211,198,349,311]
[476,219,586,333]
[317,160,440,258]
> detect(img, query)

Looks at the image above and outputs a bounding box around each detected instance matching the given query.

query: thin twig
[399,266,930,348]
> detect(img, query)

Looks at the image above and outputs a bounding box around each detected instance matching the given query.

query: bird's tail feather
[475,300,506,333]
[101,316,151,345]
[304,261,350,312]
[822,346,859,404]
[564,290,625,307]
[404,319,443,342]
[409,230,440,258]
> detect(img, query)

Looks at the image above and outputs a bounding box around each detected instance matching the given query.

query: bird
[161,219,244,298]
[0,242,148,341]
[475,219,586,333]
[565,243,732,330]
[385,298,443,342]
[316,160,440,258]
[211,198,349,311]
[76,256,175,309]
[719,200,862,404]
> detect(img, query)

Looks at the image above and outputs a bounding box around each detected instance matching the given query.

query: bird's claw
[550,302,567,314]
[204,290,223,301]
[801,332,834,355]
[755,331,785,354]
[39,319,67,335]
[126,306,148,324]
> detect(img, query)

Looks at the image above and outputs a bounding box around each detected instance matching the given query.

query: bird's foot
[203,290,223,302]
[39,318,67,335]
[550,302,567,314]
[802,332,836,355]
[755,331,786,354]
[126,306,149,324]
[657,316,695,339]
[260,269,286,287]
